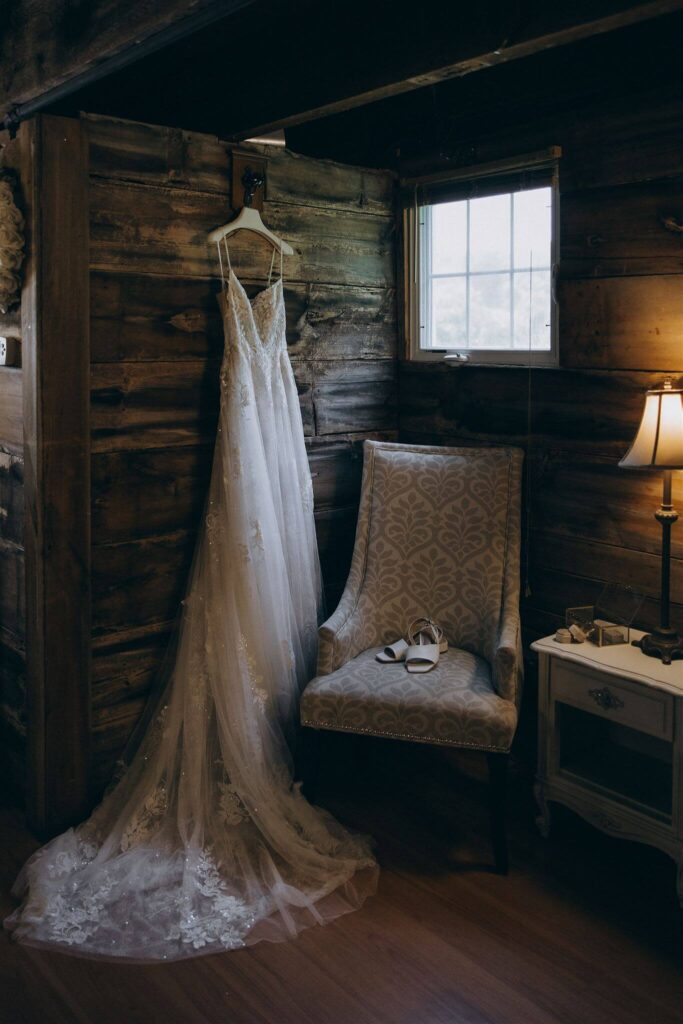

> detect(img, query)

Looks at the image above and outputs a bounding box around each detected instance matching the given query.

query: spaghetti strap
[216,238,233,291]
[267,245,277,286]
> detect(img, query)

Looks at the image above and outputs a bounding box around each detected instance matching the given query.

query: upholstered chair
[300,440,524,873]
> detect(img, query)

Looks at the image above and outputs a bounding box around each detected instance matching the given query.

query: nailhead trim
[299,716,510,753]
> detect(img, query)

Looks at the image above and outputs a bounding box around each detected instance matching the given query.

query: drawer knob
[588,686,624,711]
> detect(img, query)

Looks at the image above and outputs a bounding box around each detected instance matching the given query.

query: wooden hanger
[208,165,294,255]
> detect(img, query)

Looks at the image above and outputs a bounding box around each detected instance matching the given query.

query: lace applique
[206,511,219,535]
[251,519,264,552]
[239,383,250,408]
[252,687,268,712]
[176,851,253,950]
[217,782,248,826]
[41,872,117,947]
[237,634,268,711]
[120,785,167,852]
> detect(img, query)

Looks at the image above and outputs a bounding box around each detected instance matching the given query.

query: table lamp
[619,378,683,664]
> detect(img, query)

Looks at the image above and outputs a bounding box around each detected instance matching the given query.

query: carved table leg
[534,780,552,838]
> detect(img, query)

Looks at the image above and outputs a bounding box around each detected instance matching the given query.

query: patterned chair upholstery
[300,440,524,872]
[301,440,524,749]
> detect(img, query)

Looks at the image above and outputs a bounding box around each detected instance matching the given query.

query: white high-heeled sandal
[405,617,448,674]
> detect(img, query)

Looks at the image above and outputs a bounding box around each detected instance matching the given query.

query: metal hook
[242,166,265,208]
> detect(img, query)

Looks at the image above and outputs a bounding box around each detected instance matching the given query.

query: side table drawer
[552,660,674,741]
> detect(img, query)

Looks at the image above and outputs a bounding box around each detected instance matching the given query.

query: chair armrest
[492,616,523,705]
[316,586,372,677]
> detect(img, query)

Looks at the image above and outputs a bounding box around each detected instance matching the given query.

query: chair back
[352,441,523,660]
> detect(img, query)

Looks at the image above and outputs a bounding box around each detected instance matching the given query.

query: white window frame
[403,153,560,367]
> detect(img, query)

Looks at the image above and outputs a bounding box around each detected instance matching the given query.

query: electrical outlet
[0,337,17,366]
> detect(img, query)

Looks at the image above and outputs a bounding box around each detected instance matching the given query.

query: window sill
[408,348,559,368]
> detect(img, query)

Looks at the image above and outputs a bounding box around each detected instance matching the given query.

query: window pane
[430,200,467,274]
[513,187,552,269]
[513,270,551,350]
[469,273,510,349]
[431,277,467,348]
[469,193,510,272]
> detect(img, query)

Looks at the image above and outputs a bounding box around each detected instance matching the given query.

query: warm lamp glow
[619,377,683,663]
[619,381,683,469]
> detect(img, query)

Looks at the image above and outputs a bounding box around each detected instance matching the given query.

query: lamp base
[632,628,683,665]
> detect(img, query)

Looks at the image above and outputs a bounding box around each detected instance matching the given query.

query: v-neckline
[221,269,283,352]
[228,268,281,308]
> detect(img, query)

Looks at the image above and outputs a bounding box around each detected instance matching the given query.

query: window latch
[444,353,470,363]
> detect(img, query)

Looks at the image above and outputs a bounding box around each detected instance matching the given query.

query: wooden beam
[234,0,683,138]
[21,115,91,836]
[0,0,255,126]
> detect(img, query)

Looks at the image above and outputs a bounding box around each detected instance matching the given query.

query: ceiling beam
[0,0,257,128]
[233,0,683,139]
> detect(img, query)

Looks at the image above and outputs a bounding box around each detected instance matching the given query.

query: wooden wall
[0,333,24,799]
[85,114,397,789]
[0,135,25,799]
[399,87,683,656]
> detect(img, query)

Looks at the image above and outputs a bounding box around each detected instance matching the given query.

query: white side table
[532,630,683,905]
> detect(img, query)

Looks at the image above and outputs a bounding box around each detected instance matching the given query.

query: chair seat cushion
[300,646,517,752]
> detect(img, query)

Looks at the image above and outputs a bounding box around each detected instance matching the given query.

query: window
[404,154,559,365]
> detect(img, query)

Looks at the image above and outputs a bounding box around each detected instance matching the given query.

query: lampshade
[619,380,683,469]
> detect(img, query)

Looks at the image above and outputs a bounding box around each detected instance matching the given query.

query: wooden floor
[2,737,683,1024]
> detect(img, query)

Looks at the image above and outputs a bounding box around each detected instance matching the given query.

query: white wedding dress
[5,248,377,961]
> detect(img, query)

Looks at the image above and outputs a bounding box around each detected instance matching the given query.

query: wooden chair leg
[486,752,509,875]
[298,726,321,803]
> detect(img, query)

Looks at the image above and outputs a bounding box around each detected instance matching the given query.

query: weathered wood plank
[0,541,25,648]
[264,145,394,216]
[87,114,229,194]
[92,445,213,543]
[92,531,191,638]
[563,86,683,192]
[90,359,314,450]
[0,370,23,448]
[0,451,24,548]
[90,271,396,363]
[87,114,395,216]
[308,441,363,512]
[314,377,398,435]
[398,364,672,453]
[531,529,682,607]
[92,632,170,710]
[561,181,683,277]
[89,180,394,286]
[316,505,359,594]
[0,642,26,735]
[21,115,91,835]
[399,83,683,196]
[560,276,683,371]
[532,456,683,561]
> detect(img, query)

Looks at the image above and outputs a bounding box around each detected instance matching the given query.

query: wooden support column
[21,114,91,836]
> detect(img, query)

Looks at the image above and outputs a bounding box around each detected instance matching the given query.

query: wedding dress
[5,244,377,961]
